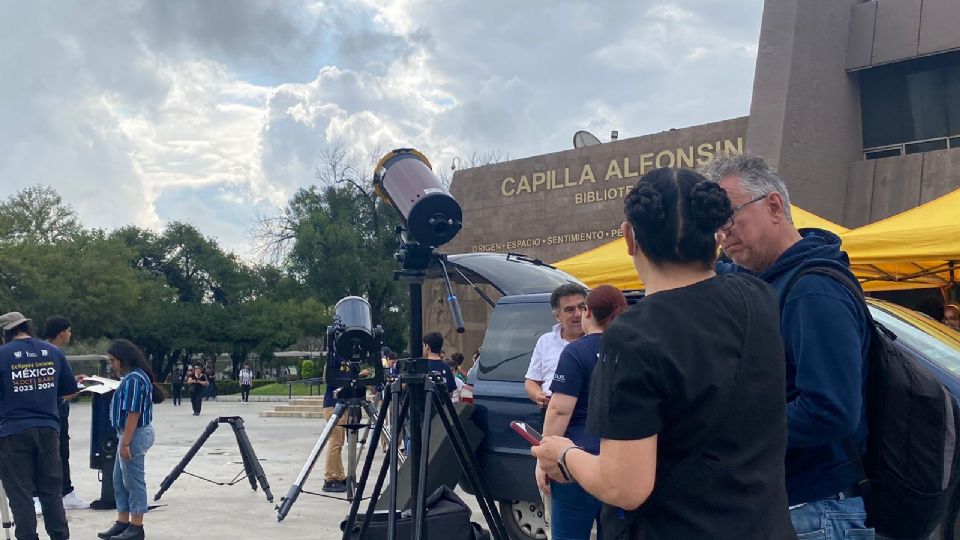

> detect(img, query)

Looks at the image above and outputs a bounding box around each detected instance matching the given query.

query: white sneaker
[33,497,41,515]
[62,491,89,510]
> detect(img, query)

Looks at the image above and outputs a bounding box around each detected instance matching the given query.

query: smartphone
[510,420,543,446]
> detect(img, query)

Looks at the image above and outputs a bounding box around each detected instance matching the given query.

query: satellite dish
[573,130,602,149]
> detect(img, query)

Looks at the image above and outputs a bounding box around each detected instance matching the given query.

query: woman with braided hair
[533,168,795,539]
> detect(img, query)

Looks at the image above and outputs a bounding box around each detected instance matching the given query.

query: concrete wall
[847,0,960,70]
[843,147,960,226]
[746,0,863,223]
[446,117,748,262]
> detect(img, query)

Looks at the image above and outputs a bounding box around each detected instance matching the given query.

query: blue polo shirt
[0,338,78,437]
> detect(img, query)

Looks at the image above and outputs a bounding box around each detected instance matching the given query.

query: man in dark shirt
[0,311,78,540]
[185,365,208,415]
[422,332,457,395]
[703,155,872,538]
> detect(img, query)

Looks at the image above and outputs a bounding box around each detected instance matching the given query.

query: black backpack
[784,267,960,538]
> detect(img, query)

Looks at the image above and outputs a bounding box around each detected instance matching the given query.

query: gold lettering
[604,159,623,181]
[501,177,516,197]
[696,143,714,165]
[640,153,654,175]
[677,146,694,168]
[655,150,675,168]
[724,138,743,156]
[547,170,558,190]
[578,164,595,185]
[532,172,546,192]
[575,192,583,204]
[623,157,639,178]
[516,175,531,194]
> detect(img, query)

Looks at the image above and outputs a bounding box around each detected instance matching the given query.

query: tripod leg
[413,380,436,540]
[359,396,408,540]
[229,418,274,502]
[342,390,391,540]
[433,389,510,540]
[154,418,221,501]
[388,378,404,540]
[276,401,347,521]
[346,405,360,501]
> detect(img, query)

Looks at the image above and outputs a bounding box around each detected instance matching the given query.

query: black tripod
[153,416,273,503]
[276,388,401,521]
[342,241,508,540]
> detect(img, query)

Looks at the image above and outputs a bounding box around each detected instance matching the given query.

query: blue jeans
[114,425,155,515]
[551,480,602,540]
[789,495,874,539]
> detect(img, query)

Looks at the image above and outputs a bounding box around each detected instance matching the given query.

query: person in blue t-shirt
[0,311,78,540]
[422,332,457,396]
[97,339,165,540]
[536,286,627,540]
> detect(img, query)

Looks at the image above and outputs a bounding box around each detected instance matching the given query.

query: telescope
[326,296,384,389]
[373,149,462,248]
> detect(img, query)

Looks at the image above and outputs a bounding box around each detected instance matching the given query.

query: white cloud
[0,0,764,258]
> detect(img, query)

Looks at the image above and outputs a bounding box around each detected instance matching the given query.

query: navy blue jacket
[0,337,78,438]
[719,228,870,505]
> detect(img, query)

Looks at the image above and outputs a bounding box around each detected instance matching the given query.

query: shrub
[301,360,316,380]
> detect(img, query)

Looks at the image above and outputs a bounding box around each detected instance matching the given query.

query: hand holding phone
[510,420,542,446]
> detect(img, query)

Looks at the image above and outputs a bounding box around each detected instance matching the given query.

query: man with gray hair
[700,154,873,538]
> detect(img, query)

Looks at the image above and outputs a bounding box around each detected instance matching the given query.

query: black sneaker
[97,521,128,539]
[111,523,144,540]
[322,480,347,493]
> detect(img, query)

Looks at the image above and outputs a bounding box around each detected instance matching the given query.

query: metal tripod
[153,416,273,503]
[276,391,401,521]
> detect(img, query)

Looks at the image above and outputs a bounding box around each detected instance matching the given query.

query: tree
[254,143,410,352]
[0,185,82,245]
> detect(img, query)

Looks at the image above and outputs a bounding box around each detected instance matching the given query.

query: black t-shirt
[187,373,208,397]
[587,274,794,540]
[551,332,602,453]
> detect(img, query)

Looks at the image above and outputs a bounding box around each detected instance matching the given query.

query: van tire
[498,499,548,540]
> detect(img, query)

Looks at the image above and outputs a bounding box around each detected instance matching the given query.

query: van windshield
[478,302,558,381]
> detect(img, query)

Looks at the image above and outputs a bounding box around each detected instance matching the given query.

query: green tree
[0,185,81,245]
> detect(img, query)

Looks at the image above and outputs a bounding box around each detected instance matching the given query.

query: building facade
[447,0,960,262]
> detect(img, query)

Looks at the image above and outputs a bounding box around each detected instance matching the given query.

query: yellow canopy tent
[842,188,960,291]
[554,207,847,291]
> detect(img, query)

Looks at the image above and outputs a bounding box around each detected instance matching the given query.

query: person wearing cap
[0,311,79,540]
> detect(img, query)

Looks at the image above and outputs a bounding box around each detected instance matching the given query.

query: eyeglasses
[560,303,588,314]
[722,194,768,229]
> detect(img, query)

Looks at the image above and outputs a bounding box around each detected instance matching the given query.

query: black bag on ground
[785,267,960,539]
[340,485,484,540]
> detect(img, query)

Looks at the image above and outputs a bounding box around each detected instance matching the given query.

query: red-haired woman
[536,285,627,539]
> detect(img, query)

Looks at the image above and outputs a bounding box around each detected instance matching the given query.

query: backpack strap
[781,265,874,500]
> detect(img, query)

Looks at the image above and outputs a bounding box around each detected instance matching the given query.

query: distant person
[449,352,469,383]
[0,311,78,540]
[524,284,587,410]
[537,285,626,540]
[321,354,349,493]
[96,339,165,540]
[239,363,253,404]
[170,369,183,407]
[943,303,960,331]
[185,366,209,415]
[534,168,794,538]
[703,154,872,537]
[42,316,89,512]
[422,332,457,396]
[205,368,217,401]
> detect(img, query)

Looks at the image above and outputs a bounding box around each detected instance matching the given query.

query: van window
[478,302,558,381]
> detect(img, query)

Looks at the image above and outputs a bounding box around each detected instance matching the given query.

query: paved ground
[28,399,483,540]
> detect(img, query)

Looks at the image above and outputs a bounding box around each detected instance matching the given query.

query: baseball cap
[0,312,31,331]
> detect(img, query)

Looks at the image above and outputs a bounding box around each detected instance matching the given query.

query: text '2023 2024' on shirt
[0,338,78,438]
[587,274,795,540]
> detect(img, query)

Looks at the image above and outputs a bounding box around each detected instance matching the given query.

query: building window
[861,50,960,149]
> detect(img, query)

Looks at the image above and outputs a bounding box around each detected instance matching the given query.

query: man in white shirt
[524,284,587,408]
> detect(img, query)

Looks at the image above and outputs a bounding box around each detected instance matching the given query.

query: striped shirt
[110,368,153,429]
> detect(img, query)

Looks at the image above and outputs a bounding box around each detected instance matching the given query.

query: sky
[0,0,764,260]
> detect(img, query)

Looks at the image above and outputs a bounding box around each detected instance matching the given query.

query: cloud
[0,0,763,258]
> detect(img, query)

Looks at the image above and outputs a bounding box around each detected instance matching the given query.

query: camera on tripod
[326,296,384,391]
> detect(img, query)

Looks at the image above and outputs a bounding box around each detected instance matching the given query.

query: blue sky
[0,0,763,259]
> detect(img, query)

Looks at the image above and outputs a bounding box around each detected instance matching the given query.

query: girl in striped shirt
[97,340,165,540]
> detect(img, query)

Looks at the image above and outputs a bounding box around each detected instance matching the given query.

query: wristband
[557,445,583,482]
